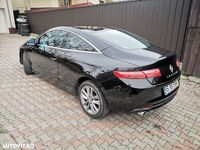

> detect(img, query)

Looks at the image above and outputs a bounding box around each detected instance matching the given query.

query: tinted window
[38,31,53,45]
[39,30,68,47]
[53,30,72,48]
[39,31,57,47]
[39,30,97,52]
[67,33,96,52]
[59,31,71,49]
[50,30,62,47]
[93,29,150,50]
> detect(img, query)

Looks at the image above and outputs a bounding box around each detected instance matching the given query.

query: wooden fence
[182,0,200,77]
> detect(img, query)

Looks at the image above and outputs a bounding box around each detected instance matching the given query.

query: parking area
[0,34,200,149]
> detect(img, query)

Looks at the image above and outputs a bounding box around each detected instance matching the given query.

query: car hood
[102,45,174,67]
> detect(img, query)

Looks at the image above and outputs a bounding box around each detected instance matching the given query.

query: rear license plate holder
[163,80,179,96]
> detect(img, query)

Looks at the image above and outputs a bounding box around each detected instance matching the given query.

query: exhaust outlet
[137,111,145,116]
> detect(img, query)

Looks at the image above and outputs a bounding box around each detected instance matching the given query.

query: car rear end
[87,27,181,111]
[102,53,181,112]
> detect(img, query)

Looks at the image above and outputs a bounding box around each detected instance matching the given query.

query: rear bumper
[131,90,177,112]
[103,77,180,111]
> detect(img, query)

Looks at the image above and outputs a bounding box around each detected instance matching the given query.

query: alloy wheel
[80,85,100,115]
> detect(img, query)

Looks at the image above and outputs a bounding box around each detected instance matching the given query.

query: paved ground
[0,34,200,150]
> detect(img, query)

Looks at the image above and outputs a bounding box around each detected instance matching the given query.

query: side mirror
[27,38,36,46]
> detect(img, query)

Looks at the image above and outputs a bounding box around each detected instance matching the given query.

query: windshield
[92,29,150,50]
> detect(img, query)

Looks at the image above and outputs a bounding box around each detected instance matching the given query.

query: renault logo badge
[169,65,174,73]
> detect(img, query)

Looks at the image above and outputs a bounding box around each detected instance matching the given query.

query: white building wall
[11,0,59,13]
[0,8,7,33]
[11,0,27,13]
[72,0,100,5]
[30,0,59,8]
[89,0,99,4]
[0,0,15,33]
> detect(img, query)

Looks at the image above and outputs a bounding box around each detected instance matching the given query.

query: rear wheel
[23,52,33,75]
[78,80,109,119]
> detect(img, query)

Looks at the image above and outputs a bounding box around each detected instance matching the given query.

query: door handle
[50,57,57,61]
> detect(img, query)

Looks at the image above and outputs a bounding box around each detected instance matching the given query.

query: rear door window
[59,31,71,49]
[67,33,97,52]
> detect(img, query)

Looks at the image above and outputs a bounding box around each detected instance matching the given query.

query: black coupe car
[19,26,181,118]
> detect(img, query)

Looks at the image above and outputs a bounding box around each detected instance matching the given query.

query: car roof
[49,26,108,34]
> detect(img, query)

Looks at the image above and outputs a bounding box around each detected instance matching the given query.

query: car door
[57,32,98,92]
[29,30,59,81]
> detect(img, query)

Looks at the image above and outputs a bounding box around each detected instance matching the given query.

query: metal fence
[182,0,200,77]
[26,0,191,60]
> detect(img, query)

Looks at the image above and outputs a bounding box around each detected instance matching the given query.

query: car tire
[23,52,33,75]
[78,80,109,119]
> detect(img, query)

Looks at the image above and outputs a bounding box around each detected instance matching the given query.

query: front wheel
[78,80,109,119]
[23,52,33,75]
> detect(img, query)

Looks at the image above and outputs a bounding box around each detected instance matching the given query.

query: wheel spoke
[86,86,90,95]
[92,99,100,105]
[93,95,99,100]
[85,103,90,111]
[91,88,95,96]
[89,87,93,95]
[81,92,88,100]
[90,103,96,114]
[82,100,88,106]
[82,88,88,97]
[91,102,98,112]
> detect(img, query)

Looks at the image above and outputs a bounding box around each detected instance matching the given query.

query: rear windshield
[92,29,151,50]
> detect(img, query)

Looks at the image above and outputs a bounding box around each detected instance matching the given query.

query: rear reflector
[113,69,161,79]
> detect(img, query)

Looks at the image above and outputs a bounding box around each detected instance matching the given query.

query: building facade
[11,0,103,13]
[0,0,15,33]
[0,0,104,33]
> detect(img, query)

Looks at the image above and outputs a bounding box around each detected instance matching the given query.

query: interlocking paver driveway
[0,34,200,150]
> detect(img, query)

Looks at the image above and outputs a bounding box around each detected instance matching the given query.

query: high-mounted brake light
[113,69,161,79]
[176,59,180,68]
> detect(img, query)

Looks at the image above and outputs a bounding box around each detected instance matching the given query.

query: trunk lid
[102,45,180,85]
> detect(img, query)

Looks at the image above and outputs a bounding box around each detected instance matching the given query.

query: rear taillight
[176,59,180,68]
[113,69,161,79]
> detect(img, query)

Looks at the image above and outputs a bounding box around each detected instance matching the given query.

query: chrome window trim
[37,28,102,54]
[45,45,102,54]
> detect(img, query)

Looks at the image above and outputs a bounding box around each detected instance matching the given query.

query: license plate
[163,80,179,96]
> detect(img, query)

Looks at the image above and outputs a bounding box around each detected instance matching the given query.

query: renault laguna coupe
[19,26,181,118]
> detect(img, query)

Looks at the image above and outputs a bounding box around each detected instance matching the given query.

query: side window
[38,30,64,47]
[38,31,54,46]
[67,33,97,52]
[59,31,71,49]
[51,30,63,47]
[46,31,55,46]
[39,30,97,52]
[38,35,47,45]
